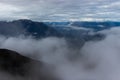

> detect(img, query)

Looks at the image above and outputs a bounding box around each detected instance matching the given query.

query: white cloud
[0,0,119,21]
[1,27,120,80]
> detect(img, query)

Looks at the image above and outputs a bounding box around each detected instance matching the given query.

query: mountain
[0,49,58,80]
[0,19,60,38]
[0,20,106,44]
[46,21,120,32]
[45,21,106,41]
[71,21,120,31]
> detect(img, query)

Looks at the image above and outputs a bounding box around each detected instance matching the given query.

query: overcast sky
[0,0,120,21]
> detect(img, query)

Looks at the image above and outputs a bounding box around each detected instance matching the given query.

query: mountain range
[0,19,119,42]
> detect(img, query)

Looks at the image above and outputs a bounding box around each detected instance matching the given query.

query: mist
[0,27,120,80]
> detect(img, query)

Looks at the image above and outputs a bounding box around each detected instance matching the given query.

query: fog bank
[0,27,120,80]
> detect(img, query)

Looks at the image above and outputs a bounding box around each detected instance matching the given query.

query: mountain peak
[12,19,33,23]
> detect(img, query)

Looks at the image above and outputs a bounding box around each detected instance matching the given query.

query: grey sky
[0,0,119,21]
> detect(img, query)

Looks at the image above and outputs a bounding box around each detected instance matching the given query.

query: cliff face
[0,49,58,80]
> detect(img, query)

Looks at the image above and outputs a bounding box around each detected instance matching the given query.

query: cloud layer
[0,0,119,21]
[0,27,120,80]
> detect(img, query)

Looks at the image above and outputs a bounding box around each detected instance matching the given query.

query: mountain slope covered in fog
[0,20,120,80]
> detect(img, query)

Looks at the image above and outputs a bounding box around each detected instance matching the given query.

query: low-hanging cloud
[0,27,120,80]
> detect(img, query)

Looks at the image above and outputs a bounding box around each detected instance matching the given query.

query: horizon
[1,19,120,23]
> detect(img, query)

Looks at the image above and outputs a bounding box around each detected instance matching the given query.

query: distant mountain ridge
[46,21,120,31]
[0,19,60,38]
[0,19,112,42]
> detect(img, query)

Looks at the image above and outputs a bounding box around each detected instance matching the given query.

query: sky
[0,0,120,21]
